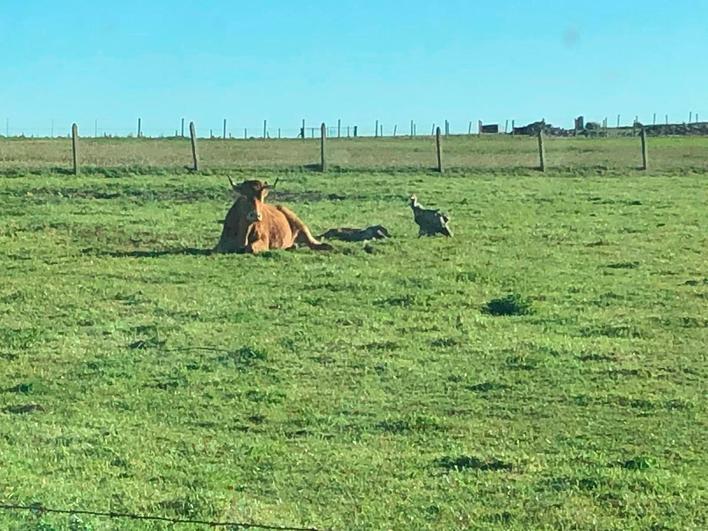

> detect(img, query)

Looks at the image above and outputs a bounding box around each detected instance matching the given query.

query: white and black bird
[409,195,453,237]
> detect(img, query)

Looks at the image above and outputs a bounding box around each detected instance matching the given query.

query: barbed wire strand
[0,502,323,530]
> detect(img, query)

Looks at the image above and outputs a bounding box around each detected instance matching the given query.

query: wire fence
[1,132,706,175]
[1,112,705,140]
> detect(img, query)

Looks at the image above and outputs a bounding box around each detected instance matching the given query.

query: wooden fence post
[337,119,341,138]
[320,123,327,172]
[537,129,546,172]
[189,121,199,171]
[375,120,379,138]
[353,126,357,138]
[616,114,620,128]
[223,119,227,139]
[181,118,185,137]
[640,128,648,170]
[410,120,414,137]
[445,120,449,136]
[435,126,443,173]
[137,118,142,138]
[393,124,397,136]
[71,123,79,175]
[263,120,267,139]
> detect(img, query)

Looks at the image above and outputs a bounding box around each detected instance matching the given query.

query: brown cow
[215,178,333,254]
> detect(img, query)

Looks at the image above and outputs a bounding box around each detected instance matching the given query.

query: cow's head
[228,177,278,202]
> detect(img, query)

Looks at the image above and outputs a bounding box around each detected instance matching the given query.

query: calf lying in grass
[318,225,390,242]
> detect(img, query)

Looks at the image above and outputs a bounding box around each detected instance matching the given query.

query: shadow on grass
[82,247,214,258]
[436,455,513,473]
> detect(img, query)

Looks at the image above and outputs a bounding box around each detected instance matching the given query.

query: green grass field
[0,136,706,530]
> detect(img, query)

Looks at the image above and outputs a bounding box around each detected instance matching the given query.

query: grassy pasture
[0,137,706,529]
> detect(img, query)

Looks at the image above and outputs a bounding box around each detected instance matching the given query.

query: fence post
[263,120,267,139]
[181,118,185,137]
[616,114,620,128]
[505,119,509,133]
[640,128,648,170]
[410,120,414,137]
[435,126,443,173]
[189,121,199,171]
[320,123,327,172]
[137,118,142,138]
[478,120,482,134]
[353,126,357,138]
[337,119,341,138]
[445,120,449,136]
[71,123,79,175]
[375,120,379,138]
[223,119,227,139]
[537,129,546,172]
[393,124,397,137]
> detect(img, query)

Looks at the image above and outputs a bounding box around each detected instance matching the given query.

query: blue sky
[1,1,706,136]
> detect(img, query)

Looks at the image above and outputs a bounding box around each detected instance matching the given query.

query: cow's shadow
[83,247,215,258]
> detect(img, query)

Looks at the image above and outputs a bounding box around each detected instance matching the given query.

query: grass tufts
[482,293,534,316]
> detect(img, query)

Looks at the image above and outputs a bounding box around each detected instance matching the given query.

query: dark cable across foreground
[0,502,322,530]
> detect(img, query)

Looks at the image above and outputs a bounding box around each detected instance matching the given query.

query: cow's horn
[265,177,280,190]
[227,176,237,190]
